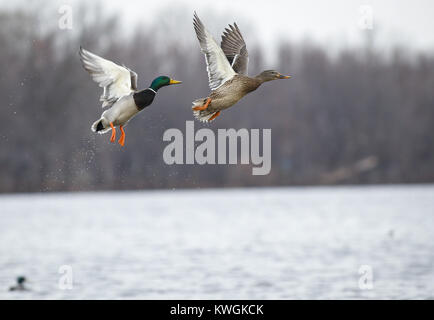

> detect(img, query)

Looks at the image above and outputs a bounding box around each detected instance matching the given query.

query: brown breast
[209,75,262,111]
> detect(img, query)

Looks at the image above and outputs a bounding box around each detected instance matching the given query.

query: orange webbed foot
[110,122,116,143]
[208,111,221,122]
[118,125,125,147]
[193,98,211,111]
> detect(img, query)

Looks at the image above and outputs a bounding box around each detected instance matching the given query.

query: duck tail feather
[192,98,217,123]
[91,118,110,134]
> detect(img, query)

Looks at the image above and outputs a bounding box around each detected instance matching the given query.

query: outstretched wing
[221,22,249,75]
[193,12,236,91]
[128,68,138,91]
[79,47,138,108]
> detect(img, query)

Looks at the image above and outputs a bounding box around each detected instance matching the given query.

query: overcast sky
[105,0,434,52]
[2,0,434,59]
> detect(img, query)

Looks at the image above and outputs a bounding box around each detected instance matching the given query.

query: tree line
[0,3,433,193]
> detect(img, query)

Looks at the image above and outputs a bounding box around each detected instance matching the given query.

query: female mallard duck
[79,47,181,146]
[192,12,291,122]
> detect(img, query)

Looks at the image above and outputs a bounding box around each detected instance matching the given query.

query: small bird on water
[79,47,182,146]
[9,276,29,291]
[192,12,291,122]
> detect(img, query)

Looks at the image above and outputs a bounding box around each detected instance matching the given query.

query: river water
[1,185,433,299]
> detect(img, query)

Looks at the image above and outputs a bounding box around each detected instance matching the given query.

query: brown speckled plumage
[209,75,261,111]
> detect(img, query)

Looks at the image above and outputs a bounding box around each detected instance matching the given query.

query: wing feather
[221,23,249,75]
[79,47,137,108]
[193,12,236,91]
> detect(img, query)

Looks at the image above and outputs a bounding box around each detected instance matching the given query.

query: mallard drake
[9,276,28,291]
[79,47,181,146]
[192,13,291,122]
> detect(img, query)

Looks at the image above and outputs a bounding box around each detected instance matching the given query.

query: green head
[150,76,182,91]
[17,276,26,284]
